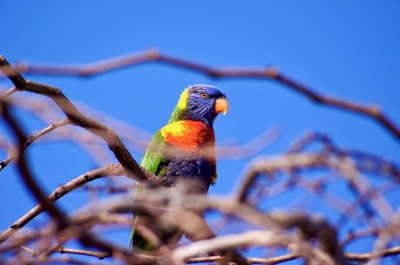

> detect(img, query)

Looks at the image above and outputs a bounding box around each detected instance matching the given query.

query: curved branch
[0,164,124,244]
[0,84,159,263]
[0,56,159,186]
[0,109,157,263]
[0,118,70,171]
[345,245,400,262]
[3,50,399,141]
[0,99,71,228]
[288,132,400,178]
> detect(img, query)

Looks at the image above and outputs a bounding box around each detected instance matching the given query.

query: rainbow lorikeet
[130,84,228,251]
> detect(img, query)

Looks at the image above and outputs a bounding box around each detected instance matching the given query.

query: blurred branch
[186,254,298,265]
[193,246,400,264]
[2,50,399,141]
[0,91,279,196]
[267,212,346,264]
[79,191,346,264]
[340,228,381,246]
[0,164,124,244]
[235,152,395,224]
[216,127,280,160]
[0,98,71,228]
[21,244,110,260]
[1,53,400,264]
[0,55,159,185]
[173,230,339,265]
[345,245,400,262]
[288,131,400,178]
[0,118,70,171]
[1,86,17,97]
[3,186,400,264]
[0,57,166,264]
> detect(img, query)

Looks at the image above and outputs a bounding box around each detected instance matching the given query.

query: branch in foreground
[0,98,71,228]
[235,152,394,222]
[0,164,124,244]
[71,191,346,264]
[0,100,159,264]
[0,118,70,171]
[21,245,109,260]
[2,50,399,141]
[19,245,400,265]
[5,91,280,163]
[0,55,159,186]
[188,246,400,264]
[173,230,339,265]
[4,189,400,264]
[288,132,400,179]
[1,54,399,264]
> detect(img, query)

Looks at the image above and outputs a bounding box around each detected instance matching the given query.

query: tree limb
[0,164,125,244]
[0,118,70,171]
[3,50,399,141]
[0,55,159,186]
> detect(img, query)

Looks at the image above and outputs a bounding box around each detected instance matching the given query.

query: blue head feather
[168,84,226,126]
[185,84,226,126]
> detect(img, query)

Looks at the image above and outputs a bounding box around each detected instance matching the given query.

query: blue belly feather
[163,158,214,192]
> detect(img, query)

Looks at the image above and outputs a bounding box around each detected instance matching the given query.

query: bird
[129,84,228,251]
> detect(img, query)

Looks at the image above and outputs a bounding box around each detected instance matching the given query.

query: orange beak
[215,98,229,115]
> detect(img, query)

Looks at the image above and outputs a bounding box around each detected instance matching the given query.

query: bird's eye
[200,92,208,99]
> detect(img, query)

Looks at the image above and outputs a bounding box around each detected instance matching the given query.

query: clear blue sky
[1,1,400,263]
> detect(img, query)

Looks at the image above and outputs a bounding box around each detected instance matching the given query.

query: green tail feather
[129,215,154,251]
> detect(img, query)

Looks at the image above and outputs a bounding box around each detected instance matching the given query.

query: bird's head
[169,84,228,126]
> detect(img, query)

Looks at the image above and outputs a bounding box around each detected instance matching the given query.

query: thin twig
[21,245,110,260]
[1,86,17,97]
[0,118,70,171]
[0,98,71,228]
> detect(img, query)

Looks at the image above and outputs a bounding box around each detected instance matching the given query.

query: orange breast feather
[161,120,215,154]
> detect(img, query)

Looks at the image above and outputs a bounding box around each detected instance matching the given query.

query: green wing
[130,130,166,251]
[141,130,166,176]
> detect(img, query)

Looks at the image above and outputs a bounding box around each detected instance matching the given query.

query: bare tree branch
[3,50,399,141]
[0,118,70,171]
[21,245,110,260]
[0,98,71,228]
[288,132,400,178]
[235,152,396,224]
[0,164,125,244]
[345,245,400,262]
[1,53,400,264]
[0,98,160,264]
[1,86,17,97]
[0,55,159,186]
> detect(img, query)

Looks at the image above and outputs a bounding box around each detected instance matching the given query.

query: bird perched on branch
[129,84,228,251]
